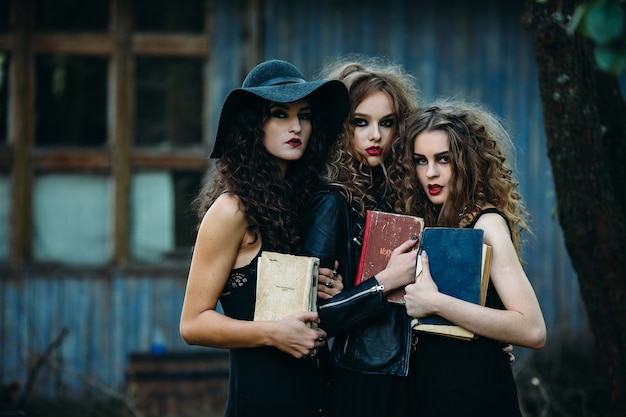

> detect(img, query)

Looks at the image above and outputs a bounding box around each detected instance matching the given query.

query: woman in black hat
[180,60,349,417]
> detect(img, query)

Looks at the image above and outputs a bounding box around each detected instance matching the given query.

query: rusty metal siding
[0,271,200,395]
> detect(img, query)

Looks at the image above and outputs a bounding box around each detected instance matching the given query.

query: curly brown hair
[193,100,331,252]
[318,56,421,219]
[405,99,530,255]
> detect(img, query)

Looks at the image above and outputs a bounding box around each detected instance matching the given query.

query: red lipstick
[287,138,302,147]
[428,184,442,195]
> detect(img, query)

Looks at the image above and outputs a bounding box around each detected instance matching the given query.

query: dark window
[135,57,203,147]
[134,0,204,33]
[34,0,109,31]
[0,0,9,32]
[35,54,108,147]
[174,171,202,248]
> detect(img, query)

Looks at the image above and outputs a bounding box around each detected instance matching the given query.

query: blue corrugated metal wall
[0,0,589,397]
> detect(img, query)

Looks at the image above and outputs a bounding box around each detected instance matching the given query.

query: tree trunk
[522,1,626,415]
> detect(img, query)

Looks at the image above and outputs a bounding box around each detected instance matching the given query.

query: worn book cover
[411,227,492,340]
[253,251,320,324]
[354,210,424,302]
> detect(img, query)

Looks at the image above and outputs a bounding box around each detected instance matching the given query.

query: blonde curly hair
[318,55,420,219]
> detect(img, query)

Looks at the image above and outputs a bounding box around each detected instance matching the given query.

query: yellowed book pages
[253,251,320,323]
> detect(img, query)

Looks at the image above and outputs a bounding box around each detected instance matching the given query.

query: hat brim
[210,79,349,158]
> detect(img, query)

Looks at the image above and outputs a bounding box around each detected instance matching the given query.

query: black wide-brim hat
[210,59,350,158]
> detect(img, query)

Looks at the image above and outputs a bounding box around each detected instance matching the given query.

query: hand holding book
[405,227,492,340]
[404,250,440,317]
[354,210,424,302]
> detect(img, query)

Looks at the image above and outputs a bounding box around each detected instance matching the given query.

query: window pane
[131,172,175,261]
[135,57,203,147]
[0,175,8,260]
[35,54,107,147]
[134,0,204,33]
[0,53,7,144]
[173,171,202,248]
[34,174,112,265]
[35,0,108,32]
[0,0,8,32]
[131,171,202,261]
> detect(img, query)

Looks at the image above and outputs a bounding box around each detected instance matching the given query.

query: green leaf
[568,4,590,36]
[585,0,624,44]
[594,44,626,74]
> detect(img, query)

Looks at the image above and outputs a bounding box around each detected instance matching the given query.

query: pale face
[413,130,452,206]
[262,99,313,175]
[350,91,395,167]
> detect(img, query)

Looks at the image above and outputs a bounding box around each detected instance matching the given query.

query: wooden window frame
[0,0,211,266]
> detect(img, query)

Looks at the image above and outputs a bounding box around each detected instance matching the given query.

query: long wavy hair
[194,99,331,252]
[406,99,530,255]
[318,56,420,219]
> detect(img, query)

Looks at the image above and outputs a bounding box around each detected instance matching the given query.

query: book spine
[354,210,374,286]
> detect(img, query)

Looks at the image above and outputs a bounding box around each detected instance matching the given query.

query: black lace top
[218,251,327,417]
[409,208,522,417]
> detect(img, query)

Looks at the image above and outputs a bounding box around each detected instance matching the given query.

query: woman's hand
[270,312,328,358]
[404,250,441,318]
[374,238,419,293]
[502,343,516,363]
[317,260,344,300]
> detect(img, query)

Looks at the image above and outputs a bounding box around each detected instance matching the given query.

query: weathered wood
[110,0,133,265]
[125,351,229,417]
[0,33,14,50]
[32,149,111,172]
[9,0,34,264]
[132,34,209,57]
[33,32,112,55]
[131,151,210,171]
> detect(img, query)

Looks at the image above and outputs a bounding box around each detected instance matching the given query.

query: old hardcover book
[411,227,492,340]
[354,210,424,303]
[253,251,320,325]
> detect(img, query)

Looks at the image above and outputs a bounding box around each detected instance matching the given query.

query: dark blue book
[412,227,492,340]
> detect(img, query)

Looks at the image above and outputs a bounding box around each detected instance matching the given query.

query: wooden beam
[33,33,112,55]
[0,149,12,168]
[131,151,209,171]
[9,0,34,264]
[133,34,209,57]
[110,0,133,265]
[0,33,14,50]
[32,150,111,172]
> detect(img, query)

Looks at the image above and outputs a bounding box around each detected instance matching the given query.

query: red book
[354,210,424,303]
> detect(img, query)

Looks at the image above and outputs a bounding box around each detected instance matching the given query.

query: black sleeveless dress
[219,251,327,417]
[409,208,523,417]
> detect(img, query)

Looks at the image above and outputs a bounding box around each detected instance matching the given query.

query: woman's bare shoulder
[200,193,248,232]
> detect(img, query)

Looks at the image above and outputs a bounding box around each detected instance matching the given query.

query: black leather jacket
[301,188,414,376]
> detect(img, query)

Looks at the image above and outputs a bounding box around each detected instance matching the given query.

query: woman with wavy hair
[404,99,546,416]
[301,56,422,417]
[179,59,350,417]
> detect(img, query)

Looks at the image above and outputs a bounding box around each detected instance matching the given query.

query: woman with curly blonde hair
[404,99,546,416]
[321,57,422,219]
[301,56,422,417]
